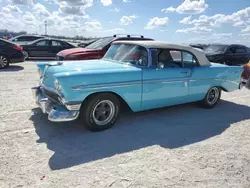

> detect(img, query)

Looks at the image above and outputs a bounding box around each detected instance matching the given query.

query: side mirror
[157,62,164,69]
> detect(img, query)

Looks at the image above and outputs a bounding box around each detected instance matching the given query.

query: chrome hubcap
[92,100,115,126]
[0,56,8,68]
[23,51,28,59]
[207,87,219,105]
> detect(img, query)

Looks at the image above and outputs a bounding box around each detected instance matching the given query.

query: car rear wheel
[200,87,221,108]
[0,55,9,69]
[80,93,120,131]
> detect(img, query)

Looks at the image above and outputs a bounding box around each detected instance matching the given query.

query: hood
[57,47,98,57]
[46,59,139,73]
[41,59,141,89]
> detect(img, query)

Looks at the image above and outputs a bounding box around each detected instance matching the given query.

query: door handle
[181,71,188,74]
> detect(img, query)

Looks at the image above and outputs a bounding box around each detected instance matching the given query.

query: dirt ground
[0,61,250,188]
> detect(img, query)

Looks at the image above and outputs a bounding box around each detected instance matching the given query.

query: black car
[0,39,25,69]
[204,44,250,65]
[21,38,76,59]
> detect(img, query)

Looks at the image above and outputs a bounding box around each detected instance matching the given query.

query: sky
[0,0,250,45]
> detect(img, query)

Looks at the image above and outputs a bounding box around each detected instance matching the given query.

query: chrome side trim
[72,80,142,90]
[189,78,226,82]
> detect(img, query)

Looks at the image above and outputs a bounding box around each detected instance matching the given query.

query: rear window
[85,37,114,50]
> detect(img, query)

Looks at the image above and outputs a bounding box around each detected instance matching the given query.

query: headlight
[54,79,62,91]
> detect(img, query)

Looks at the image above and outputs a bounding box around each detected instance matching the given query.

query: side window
[156,49,198,68]
[35,40,49,46]
[235,46,247,53]
[52,41,63,46]
[157,49,182,68]
[182,51,198,68]
[228,46,236,53]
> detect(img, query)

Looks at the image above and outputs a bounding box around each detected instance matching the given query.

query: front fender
[54,70,143,112]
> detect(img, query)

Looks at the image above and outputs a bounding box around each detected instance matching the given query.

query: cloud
[104,28,125,33]
[179,16,192,24]
[176,26,213,34]
[2,4,22,14]
[11,0,33,5]
[119,15,136,25]
[100,0,112,6]
[33,3,50,18]
[162,0,208,14]
[109,7,120,12]
[0,3,101,37]
[179,6,250,27]
[144,17,169,30]
[122,0,131,2]
[56,0,93,15]
[241,26,250,33]
[161,6,175,13]
[189,32,233,43]
[84,20,102,30]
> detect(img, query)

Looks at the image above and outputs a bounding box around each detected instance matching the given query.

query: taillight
[13,45,23,51]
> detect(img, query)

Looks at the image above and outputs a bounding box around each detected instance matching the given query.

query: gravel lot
[0,61,250,188]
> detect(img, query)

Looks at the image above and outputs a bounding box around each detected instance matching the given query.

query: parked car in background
[56,34,154,61]
[33,41,243,131]
[21,38,76,59]
[0,39,25,69]
[9,34,45,45]
[242,60,250,89]
[204,44,250,66]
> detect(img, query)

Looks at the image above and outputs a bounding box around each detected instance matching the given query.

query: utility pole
[45,20,47,36]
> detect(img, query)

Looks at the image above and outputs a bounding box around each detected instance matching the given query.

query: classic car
[56,34,153,61]
[241,60,250,89]
[204,44,250,66]
[32,41,244,131]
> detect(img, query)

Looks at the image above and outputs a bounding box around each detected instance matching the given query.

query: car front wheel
[80,93,120,131]
[23,51,29,60]
[0,55,9,69]
[200,86,221,108]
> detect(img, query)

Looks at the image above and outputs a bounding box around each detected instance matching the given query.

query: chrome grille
[43,88,62,104]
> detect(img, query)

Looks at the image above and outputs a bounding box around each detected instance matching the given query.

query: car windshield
[85,37,114,50]
[103,43,148,66]
[204,44,229,54]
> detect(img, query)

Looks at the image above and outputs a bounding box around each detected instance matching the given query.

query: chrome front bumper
[31,86,80,122]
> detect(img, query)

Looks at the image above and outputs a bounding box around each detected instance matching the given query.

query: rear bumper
[31,86,80,122]
[10,55,25,64]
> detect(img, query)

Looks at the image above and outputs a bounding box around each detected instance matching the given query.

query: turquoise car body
[34,41,244,122]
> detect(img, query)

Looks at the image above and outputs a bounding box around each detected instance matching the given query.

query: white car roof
[113,40,211,67]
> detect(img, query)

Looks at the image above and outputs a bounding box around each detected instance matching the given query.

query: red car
[242,61,250,89]
[56,34,154,61]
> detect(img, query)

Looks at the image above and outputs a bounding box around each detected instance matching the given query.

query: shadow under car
[30,100,250,170]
